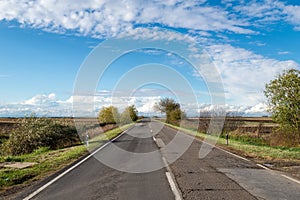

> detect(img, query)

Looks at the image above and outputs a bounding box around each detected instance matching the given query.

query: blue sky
[0,0,300,117]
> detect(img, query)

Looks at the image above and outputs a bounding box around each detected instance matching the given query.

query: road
[23,120,174,200]
[19,119,300,200]
[153,120,300,200]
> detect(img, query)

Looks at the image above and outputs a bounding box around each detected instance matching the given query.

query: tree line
[98,105,138,124]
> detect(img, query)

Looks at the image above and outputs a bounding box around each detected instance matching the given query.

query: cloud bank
[0,93,270,117]
[1,0,300,38]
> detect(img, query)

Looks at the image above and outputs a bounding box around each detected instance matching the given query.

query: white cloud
[278,51,290,55]
[183,103,269,117]
[0,92,273,117]
[1,0,300,39]
[23,93,56,105]
[233,0,285,22]
[244,102,269,115]
[201,44,300,106]
[0,0,258,38]
[229,0,300,31]
[283,5,300,30]
[0,93,75,117]
[0,93,162,117]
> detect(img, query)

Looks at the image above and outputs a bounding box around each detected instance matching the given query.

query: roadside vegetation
[1,117,80,156]
[0,105,138,193]
[0,125,132,191]
[161,69,300,149]
[265,68,300,146]
[151,69,300,179]
[154,98,185,126]
[154,69,300,163]
[167,123,300,161]
[98,105,138,125]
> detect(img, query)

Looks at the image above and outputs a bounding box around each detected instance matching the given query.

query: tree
[154,98,184,125]
[120,105,138,123]
[98,106,120,124]
[264,69,300,132]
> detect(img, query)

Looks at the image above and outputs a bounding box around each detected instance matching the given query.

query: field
[182,117,277,134]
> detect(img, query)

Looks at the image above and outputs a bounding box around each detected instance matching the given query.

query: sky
[0,0,300,117]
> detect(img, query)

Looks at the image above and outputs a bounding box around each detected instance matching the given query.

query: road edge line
[213,145,250,162]
[164,122,300,186]
[256,164,271,170]
[153,136,183,200]
[281,174,300,185]
[166,172,182,200]
[23,129,130,200]
[163,123,251,162]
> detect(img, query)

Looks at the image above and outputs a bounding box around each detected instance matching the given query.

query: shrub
[98,106,120,124]
[120,105,138,124]
[2,117,80,156]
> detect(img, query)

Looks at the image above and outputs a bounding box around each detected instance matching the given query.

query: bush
[98,106,120,124]
[269,130,300,147]
[2,117,80,156]
[120,105,138,124]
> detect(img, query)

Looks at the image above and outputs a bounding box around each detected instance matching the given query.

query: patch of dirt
[2,162,36,169]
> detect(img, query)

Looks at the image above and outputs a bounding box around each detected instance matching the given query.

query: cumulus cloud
[200,44,300,106]
[0,0,275,38]
[0,91,274,117]
[1,1,299,117]
[1,0,300,38]
[23,93,57,105]
[0,94,72,117]
[0,93,164,117]
[195,103,269,117]
[283,5,300,30]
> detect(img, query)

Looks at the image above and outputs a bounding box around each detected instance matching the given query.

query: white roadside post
[86,133,89,147]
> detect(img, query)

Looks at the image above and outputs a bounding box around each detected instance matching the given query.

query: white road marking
[157,122,300,195]
[165,123,251,162]
[179,129,251,162]
[256,164,271,170]
[152,135,182,200]
[166,172,182,200]
[152,136,157,142]
[213,145,250,162]
[23,130,129,200]
[281,174,300,185]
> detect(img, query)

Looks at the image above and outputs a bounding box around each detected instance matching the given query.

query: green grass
[0,146,87,189]
[0,123,134,191]
[85,123,134,151]
[166,123,300,161]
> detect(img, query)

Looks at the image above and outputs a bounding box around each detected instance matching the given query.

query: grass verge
[0,123,134,193]
[166,123,300,161]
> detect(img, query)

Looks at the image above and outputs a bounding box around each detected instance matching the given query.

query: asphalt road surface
[26,120,174,200]
[152,120,300,200]
[20,119,300,200]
